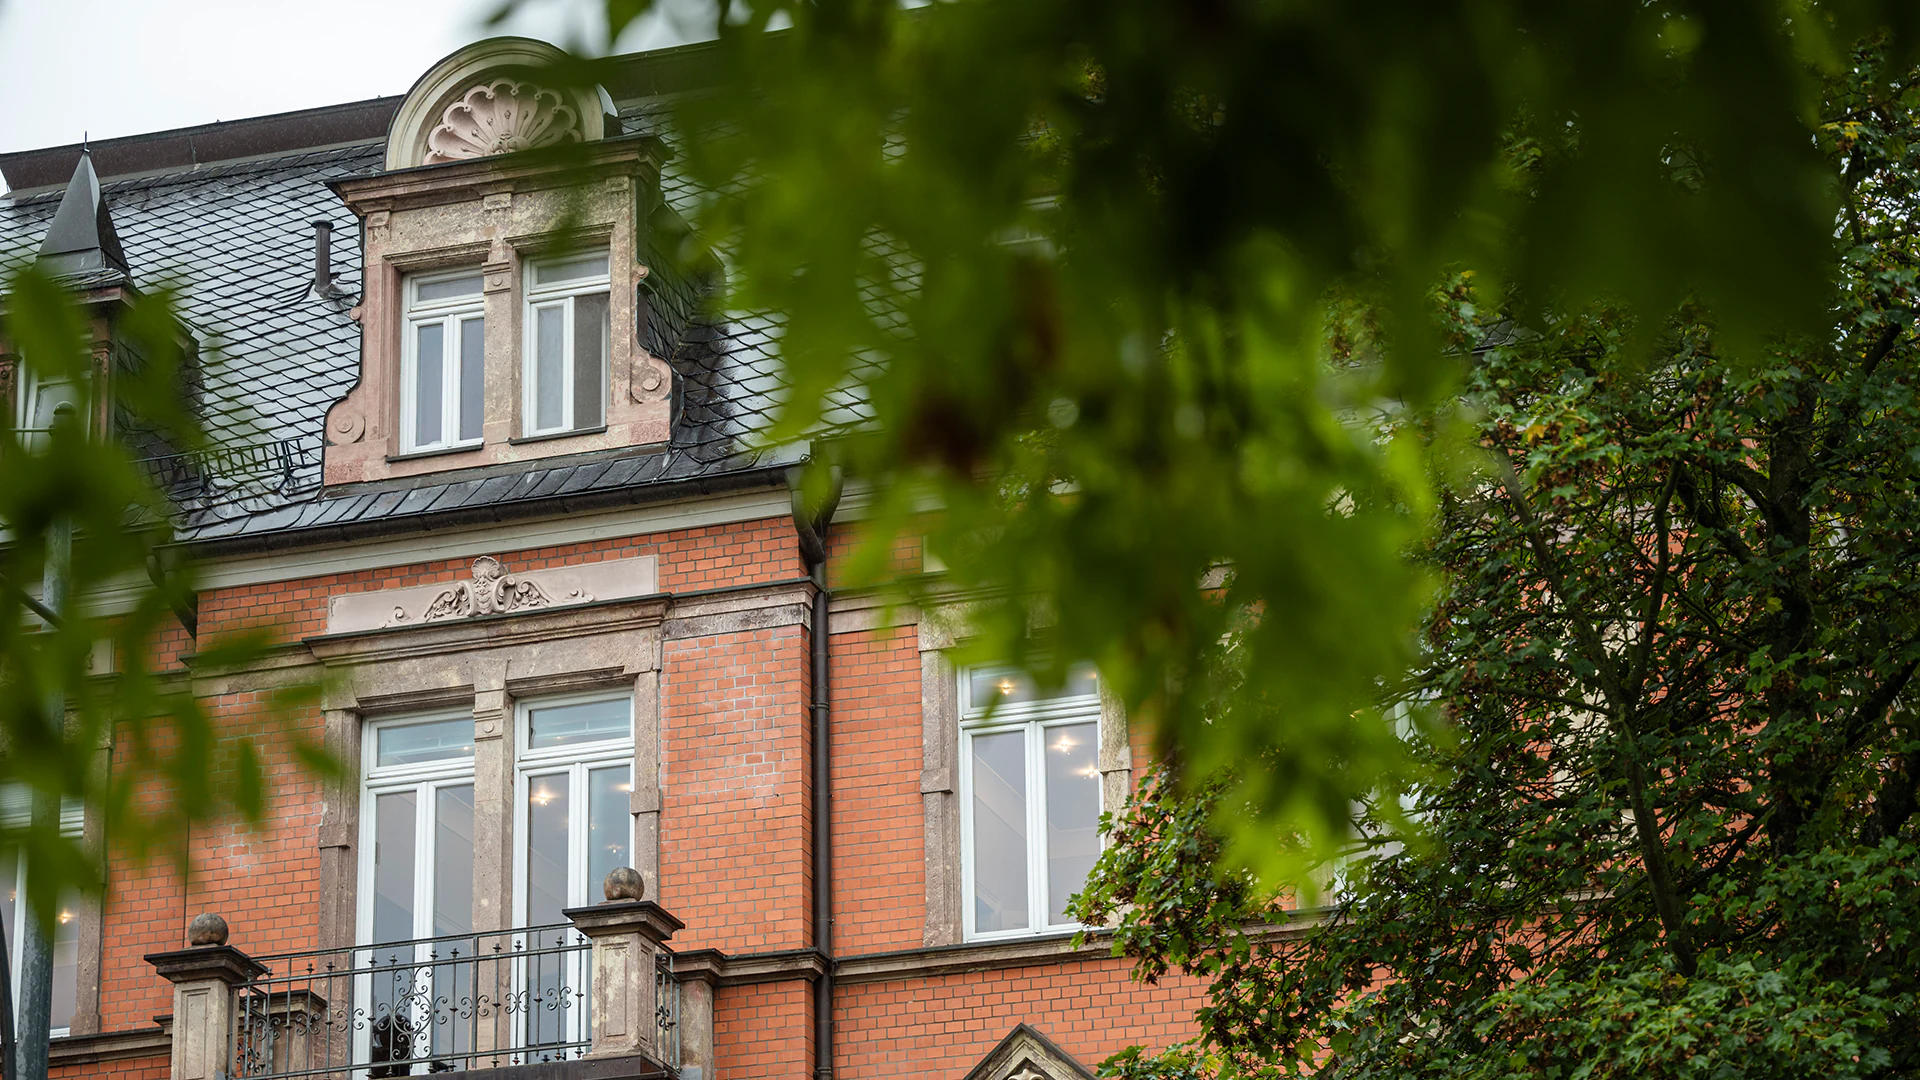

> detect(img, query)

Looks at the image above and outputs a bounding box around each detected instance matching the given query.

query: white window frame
[520,253,612,438]
[14,363,85,447]
[354,712,478,1069]
[0,790,84,1039]
[957,664,1104,942]
[510,690,634,1052]
[400,268,486,454]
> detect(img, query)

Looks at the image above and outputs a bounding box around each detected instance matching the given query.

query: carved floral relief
[414,556,580,621]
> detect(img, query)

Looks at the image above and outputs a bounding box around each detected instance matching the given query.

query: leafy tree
[0,267,323,920]
[1069,38,1920,1080]
[520,0,1920,868]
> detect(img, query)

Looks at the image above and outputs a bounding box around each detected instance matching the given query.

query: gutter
[168,462,793,562]
[788,464,841,1080]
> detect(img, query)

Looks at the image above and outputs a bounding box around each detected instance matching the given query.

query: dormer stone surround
[320,38,675,487]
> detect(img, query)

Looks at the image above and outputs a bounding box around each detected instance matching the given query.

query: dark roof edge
[1,37,736,196]
[172,460,795,561]
[0,97,404,195]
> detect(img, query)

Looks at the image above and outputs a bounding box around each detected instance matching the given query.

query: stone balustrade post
[143,914,266,1080]
[670,952,721,1080]
[563,867,684,1064]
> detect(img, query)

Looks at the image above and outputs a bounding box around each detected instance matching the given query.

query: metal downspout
[790,466,841,1080]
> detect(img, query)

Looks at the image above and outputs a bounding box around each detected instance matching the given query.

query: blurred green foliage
[1067,36,1920,1079]
[0,266,327,931]
[516,0,1920,879]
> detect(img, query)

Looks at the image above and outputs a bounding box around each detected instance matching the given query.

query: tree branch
[1494,448,1698,976]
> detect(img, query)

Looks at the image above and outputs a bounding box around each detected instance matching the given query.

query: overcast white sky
[0,0,705,158]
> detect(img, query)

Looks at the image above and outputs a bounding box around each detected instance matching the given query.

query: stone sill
[509,424,609,446]
[386,441,485,464]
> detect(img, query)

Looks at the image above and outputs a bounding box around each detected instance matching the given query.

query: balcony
[225,925,678,1077]
[146,876,700,1080]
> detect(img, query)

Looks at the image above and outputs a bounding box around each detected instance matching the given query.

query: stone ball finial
[603,866,645,902]
[187,913,229,947]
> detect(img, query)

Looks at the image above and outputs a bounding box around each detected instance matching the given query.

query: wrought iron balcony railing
[228,923,680,1078]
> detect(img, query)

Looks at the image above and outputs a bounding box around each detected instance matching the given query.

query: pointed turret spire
[36,150,129,279]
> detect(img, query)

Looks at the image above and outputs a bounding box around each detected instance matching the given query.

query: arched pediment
[385,37,617,171]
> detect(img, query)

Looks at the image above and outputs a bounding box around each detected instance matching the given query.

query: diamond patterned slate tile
[0,116,826,546]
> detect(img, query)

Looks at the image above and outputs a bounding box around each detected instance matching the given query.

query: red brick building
[0,36,1202,1080]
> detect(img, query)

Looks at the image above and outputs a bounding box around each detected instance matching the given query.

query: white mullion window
[511,691,633,1054]
[401,269,486,454]
[521,252,611,438]
[0,789,84,1037]
[357,713,477,1070]
[959,663,1104,942]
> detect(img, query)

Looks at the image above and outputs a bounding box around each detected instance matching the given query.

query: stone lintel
[143,944,267,986]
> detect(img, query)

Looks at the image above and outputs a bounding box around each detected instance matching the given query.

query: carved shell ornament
[425,80,582,164]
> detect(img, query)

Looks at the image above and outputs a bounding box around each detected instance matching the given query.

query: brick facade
[48,511,1200,1079]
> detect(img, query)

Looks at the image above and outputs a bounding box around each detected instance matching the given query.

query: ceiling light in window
[997,678,1016,696]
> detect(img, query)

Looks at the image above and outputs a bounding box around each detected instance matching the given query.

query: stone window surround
[322,140,673,488]
[377,219,626,450]
[913,603,1131,948]
[308,596,668,954]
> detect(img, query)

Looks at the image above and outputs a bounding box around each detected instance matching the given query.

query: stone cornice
[661,923,1326,990]
[47,1025,170,1067]
[142,943,268,985]
[332,136,660,215]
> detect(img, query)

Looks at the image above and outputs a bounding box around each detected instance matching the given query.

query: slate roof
[0,106,812,550]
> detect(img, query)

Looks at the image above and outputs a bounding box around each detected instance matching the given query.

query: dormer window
[321,39,674,487]
[523,252,610,438]
[402,269,485,454]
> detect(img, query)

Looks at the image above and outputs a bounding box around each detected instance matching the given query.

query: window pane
[27,377,81,433]
[572,292,608,430]
[372,791,417,945]
[534,305,565,431]
[459,318,485,443]
[534,254,609,286]
[414,322,444,447]
[588,766,632,892]
[433,786,476,1061]
[969,731,1029,933]
[433,785,475,937]
[525,776,570,926]
[376,718,473,768]
[0,853,14,977]
[527,698,629,749]
[416,273,483,302]
[967,663,1099,712]
[1044,721,1100,924]
[524,774,571,1049]
[51,898,76,1032]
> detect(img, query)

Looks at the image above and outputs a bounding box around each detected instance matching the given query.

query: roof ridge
[5,143,384,207]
